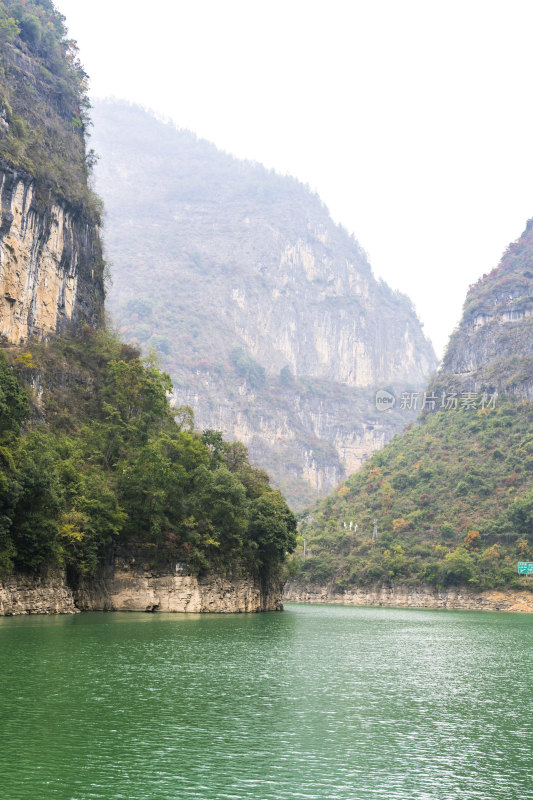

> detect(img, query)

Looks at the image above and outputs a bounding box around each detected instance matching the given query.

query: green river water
[0,603,532,800]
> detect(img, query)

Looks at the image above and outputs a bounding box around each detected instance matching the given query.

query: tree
[464,530,481,551]
[441,547,475,585]
[248,491,297,569]
[0,353,29,436]
[190,465,248,567]
[10,432,61,570]
[279,366,293,385]
[507,491,533,540]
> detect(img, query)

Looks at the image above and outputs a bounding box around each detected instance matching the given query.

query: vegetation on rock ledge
[0,0,101,218]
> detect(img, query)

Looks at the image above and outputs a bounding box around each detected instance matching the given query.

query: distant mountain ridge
[92,100,437,507]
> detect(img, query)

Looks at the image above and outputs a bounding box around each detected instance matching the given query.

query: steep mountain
[91,100,437,508]
[290,220,533,597]
[0,0,296,614]
[429,219,533,401]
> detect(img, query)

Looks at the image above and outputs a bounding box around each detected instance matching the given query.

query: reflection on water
[1,603,532,799]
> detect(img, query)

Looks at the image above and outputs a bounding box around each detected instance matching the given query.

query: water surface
[1,604,532,799]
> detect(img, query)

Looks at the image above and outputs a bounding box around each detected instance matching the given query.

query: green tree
[441,547,475,585]
[10,432,61,570]
[507,490,533,540]
[249,491,297,569]
[191,465,248,566]
[0,353,29,436]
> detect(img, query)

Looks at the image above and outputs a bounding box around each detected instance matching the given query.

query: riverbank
[284,581,533,612]
[5,574,532,615]
[0,568,283,615]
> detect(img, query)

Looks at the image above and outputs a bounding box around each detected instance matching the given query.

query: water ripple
[0,604,532,799]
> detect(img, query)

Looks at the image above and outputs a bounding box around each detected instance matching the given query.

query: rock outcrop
[0,565,282,616]
[0,571,79,615]
[0,7,106,344]
[0,161,104,343]
[284,581,533,613]
[76,568,282,613]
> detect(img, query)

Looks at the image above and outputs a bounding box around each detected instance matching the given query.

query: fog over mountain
[92,100,436,508]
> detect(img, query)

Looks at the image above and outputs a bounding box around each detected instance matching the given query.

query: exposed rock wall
[76,569,282,613]
[179,378,401,505]
[0,572,78,615]
[4,574,533,615]
[0,567,283,615]
[0,161,104,343]
[284,581,533,613]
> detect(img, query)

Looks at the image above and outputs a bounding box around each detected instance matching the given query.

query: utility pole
[373,519,378,540]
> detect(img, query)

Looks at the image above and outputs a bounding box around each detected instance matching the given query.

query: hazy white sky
[55,0,533,357]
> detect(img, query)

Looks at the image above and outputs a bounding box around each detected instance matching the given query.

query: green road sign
[517,562,533,575]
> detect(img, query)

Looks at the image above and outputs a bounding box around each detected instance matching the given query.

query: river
[1,603,532,799]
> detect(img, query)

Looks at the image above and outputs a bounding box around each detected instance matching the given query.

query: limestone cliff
[0,161,104,342]
[76,568,282,614]
[0,3,105,343]
[71,541,283,613]
[91,101,437,507]
[179,376,405,504]
[0,571,79,615]
[0,565,282,615]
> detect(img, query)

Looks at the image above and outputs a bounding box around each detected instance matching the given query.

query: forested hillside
[0,334,296,580]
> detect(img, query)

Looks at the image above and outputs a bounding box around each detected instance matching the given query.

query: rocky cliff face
[91,101,437,507]
[179,376,402,503]
[73,544,283,613]
[76,567,282,614]
[0,4,105,345]
[0,571,79,615]
[429,219,533,401]
[0,565,283,615]
[0,161,104,343]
